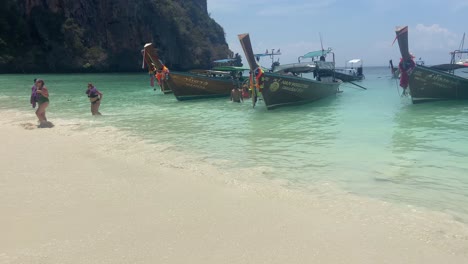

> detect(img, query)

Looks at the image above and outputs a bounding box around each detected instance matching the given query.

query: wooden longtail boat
[332,70,364,82]
[395,26,468,103]
[164,68,246,101]
[142,43,172,94]
[336,59,365,81]
[238,33,342,110]
[319,58,365,82]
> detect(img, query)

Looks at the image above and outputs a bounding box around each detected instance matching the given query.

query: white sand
[1,110,468,264]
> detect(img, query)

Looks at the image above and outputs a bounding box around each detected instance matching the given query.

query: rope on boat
[394,76,401,97]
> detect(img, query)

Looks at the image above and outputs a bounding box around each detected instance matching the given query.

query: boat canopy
[212,66,250,71]
[348,59,361,64]
[430,64,468,71]
[302,48,332,59]
[190,69,233,76]
[254,53,270,57]
[213,59,236,63]
[451,49,468,54]
[254,50,281,57]
[272,62,315,74]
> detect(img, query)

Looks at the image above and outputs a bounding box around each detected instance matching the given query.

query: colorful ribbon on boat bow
[398,57,415,89]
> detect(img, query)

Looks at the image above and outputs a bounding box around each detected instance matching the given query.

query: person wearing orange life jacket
[155,69,163,86]
[254,67,264,91]
[162,65,170,80]
[162,65,169,73]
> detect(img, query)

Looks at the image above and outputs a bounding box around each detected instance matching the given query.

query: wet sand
[1,110,468,264]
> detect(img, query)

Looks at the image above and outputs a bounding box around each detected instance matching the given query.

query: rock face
[0,0,231,73]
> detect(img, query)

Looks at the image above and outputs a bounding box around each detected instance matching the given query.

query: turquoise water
[1,68,468,221]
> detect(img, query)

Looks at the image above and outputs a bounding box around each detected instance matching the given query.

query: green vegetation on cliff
[0,0,232,73]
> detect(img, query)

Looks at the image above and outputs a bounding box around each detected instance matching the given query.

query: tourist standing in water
[242,86,250,99]
[86,83,103,115]
[230,87,243,103]
[32,79,50,127]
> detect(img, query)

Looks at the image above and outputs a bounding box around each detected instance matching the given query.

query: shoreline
[0,66,398,75]
[1,109,468,263]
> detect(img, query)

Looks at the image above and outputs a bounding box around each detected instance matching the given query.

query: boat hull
[261,72,341,110]
[409,65,468,103]
[318,69,364,82]
[165,71,237,101]
[160,82,173,94]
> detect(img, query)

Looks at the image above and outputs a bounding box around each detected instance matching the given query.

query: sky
[207,0,468,67]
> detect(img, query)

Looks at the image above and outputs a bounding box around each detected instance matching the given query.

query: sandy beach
[1,110,468,264]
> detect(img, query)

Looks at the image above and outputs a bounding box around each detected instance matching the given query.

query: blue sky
[207,0,468,66]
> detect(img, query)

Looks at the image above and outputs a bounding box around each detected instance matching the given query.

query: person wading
[86,83,103,115]
[231,87,243,103]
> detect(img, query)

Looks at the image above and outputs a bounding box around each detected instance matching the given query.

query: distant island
[0,0,232,73]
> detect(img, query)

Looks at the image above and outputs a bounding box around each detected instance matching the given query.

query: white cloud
[412,24,459,52]
[450,0,468,11]
[414,24,456,37]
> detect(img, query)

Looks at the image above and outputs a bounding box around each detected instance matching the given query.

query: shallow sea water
[1,67,468,221]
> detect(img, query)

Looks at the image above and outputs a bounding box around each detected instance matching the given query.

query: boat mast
[459,33,465,52]
[452,33,466,65]
[319,33,325,57]
[319,33,336,80]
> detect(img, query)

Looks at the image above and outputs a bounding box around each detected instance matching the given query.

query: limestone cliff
[0,0,231,73]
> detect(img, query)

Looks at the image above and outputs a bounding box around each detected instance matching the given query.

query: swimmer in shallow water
[231,87,243,103]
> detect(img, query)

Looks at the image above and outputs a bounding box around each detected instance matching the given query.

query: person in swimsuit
[34,79,50,127]
[86,83,103,115]
[230,87,243,103]
[242,86,250,99]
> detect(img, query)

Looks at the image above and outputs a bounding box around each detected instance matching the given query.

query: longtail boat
[238,33,342,110]
[163,64,248,101]
[394,26,468,103]
[142,43,172,94]
[314,55,364,82]
[335,59,365,82]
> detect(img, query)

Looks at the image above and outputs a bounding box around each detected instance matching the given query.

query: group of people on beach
[30,79,103,128]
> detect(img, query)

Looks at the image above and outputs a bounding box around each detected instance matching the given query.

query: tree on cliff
[0,0,233,73]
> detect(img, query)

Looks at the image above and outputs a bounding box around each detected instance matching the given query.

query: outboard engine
[357,66,363,77]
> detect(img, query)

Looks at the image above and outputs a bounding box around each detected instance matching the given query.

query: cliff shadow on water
[0,0,231,73]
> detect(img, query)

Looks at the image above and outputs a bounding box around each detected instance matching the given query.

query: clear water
[1,67,468,221]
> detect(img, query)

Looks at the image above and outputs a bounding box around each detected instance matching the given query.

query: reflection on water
[1,69,468,221]
[387,102,468,219]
